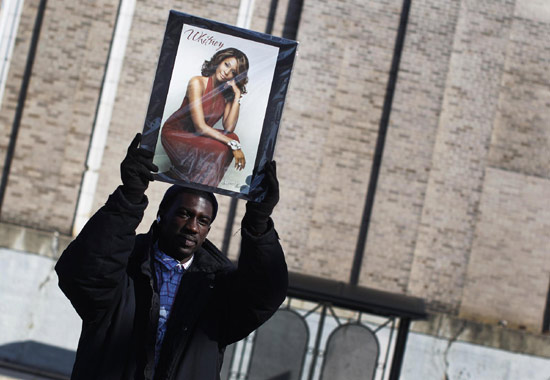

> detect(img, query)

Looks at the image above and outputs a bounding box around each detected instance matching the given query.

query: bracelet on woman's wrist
[227,140,241,151]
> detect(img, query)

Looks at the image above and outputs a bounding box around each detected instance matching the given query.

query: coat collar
[129,223,235,278]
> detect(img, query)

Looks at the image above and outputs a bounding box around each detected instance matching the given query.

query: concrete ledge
[412,313,550,358]
[0,223,72,259]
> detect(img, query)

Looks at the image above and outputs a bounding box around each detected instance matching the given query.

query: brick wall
[0,1,38,172]
[407,0,516,313]
[460,168,550,329]
[360,0,461,294]
[0,0,119,234]
[272,0,402,280]
[459,0,550,329]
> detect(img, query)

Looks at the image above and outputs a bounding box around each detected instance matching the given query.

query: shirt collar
[153,242,194,272]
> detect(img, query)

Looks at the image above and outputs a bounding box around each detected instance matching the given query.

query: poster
[141,11,298,201]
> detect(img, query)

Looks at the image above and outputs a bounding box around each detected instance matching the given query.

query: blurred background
[0,0,549,379]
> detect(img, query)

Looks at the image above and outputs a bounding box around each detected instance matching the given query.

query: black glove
[243,161,279,234]
[120,133,158,203]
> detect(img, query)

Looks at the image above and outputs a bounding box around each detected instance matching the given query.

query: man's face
[157,192,213,262]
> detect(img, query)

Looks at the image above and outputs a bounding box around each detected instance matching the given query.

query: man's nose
[184,217,199,233]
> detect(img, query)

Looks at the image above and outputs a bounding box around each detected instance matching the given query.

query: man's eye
[178,211,190,218]
[198,219,210,226]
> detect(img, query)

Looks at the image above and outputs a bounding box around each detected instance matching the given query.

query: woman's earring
[156,216,161,224]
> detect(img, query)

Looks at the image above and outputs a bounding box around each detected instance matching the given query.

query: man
[55,134,288,380]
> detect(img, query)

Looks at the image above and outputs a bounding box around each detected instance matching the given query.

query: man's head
[156,186,218,262]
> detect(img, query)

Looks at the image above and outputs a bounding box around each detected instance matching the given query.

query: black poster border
[141,10,298,201]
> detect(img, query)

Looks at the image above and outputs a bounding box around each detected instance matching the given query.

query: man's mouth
[178,235,196,248]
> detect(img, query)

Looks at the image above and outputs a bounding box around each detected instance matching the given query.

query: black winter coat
[55,188,288,380]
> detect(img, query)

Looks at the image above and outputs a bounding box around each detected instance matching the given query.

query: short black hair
[158,185,218,222]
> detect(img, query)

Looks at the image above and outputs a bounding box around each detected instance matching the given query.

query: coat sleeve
[55,186,147,323]
[218,219,288,345]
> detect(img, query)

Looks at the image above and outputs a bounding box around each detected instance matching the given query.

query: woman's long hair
[202,48,249,102]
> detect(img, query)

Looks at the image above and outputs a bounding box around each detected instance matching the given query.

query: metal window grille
[222,297,400,380]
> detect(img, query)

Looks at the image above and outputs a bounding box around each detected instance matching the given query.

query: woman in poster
[161,48,249,187]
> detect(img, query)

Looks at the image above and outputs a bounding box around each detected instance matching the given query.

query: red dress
[161,76,239,187]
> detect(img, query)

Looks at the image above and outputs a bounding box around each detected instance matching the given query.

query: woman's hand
[232,149,246,171]
[226,79,241,100]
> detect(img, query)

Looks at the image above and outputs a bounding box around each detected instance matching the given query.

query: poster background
[153,24,279,193]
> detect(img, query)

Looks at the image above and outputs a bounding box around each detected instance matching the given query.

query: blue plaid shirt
[153,244,193,367]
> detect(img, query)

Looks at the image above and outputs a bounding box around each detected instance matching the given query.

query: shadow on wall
[267,372,291,380]
[0,340,74,379]
[0,341,291,380]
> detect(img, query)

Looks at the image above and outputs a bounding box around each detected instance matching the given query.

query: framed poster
[141,10,298,201]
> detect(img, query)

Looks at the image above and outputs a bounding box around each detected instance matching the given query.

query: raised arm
[216,161,288,345]
[55,134,158,322]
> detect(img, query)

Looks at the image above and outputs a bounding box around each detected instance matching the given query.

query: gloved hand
[120,133,158,203]
[243,161,279,234]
